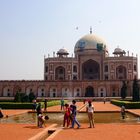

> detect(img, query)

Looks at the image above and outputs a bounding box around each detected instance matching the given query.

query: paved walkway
[2,109,30,116]
[46,101,140,140]
[0,101,140,140]
[51,123,140,140]
[128,109,140,117]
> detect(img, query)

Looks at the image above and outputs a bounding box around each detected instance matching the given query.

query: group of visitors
[62,99,126,129]
[63,100,81,128]
[63,99,94,129]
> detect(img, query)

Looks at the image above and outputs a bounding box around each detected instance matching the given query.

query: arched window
[116,65,127,79]
[85,86,94,97]
[82,59,100,80]
[55,66,65,80]
[59,68,63,74]
[73,76,77,80]
[73,65,77,72]
[134,65,137,71]
[105,75,108,80]
[53,93,55,97]
[105,65,108,72]
[112,92,115,97]
[45,66,48,72]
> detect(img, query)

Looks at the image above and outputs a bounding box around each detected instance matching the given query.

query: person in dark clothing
[0,108,4,118]
[44,99,48,111]
[60,98,65,110]
[121,105,126,119]
[32,99,37,111]
[36,103,42,115]
[70,100,81,128]
[36,103,42,127]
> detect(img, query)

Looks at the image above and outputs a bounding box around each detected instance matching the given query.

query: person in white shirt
[86,100,94,128]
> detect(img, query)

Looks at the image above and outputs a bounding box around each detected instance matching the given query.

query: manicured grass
[0,100,66,109]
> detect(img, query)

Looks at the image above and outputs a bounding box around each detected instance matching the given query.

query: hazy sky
[0,0,140,80]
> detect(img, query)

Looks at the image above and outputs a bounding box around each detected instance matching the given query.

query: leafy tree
[121,81,127,99]
[132,78,139,101]
[29,92,35,102]
[21,93,29,102]
[14,91,21,102]
[14,92,30,102]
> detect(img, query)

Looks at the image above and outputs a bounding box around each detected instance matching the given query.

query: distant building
[0,31,138,98]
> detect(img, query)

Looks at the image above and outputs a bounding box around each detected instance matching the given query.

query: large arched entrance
[55,66,65,80]
[82,59,100,80]
[85,86,94,97]
[97,86,106,97]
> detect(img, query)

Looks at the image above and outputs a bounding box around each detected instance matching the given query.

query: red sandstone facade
[0,32,138,98]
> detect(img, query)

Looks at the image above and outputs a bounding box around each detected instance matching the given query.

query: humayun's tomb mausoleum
[0,30,138,99]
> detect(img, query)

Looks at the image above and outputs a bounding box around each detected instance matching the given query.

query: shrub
[14,92,21,102]
[14,92,36,102]
[0,102,33,109]
[28,92,35,102]
[111,99,140,109]
[0,100,64,109]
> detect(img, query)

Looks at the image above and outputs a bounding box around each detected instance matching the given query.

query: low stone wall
[28,124,57,140]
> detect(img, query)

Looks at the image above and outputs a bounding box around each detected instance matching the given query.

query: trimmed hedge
[0,100,14,102]
[0,100,64,109]
[111,99,140,109]
[0,102,33,109]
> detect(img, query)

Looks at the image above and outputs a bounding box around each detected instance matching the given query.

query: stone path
[0,101,140,140]
[46,101,140,140]
[50,123,140,140]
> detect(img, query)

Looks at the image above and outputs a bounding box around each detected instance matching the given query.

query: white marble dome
[114,47,123,53]
[57,48,69,55]
[74,34,108,52]
[113,47,126,55]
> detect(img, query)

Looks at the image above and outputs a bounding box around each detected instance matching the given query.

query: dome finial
[90,26,92,34]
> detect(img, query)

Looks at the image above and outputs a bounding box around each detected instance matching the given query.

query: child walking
[63,103,70,127]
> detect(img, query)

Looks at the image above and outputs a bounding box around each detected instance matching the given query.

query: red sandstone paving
[49,102,140,140]
[0,109,46,140]
[128,109,140,116]
[0,123,47,140]
[1,102,140,140]
[2,109,30,117]
[81,101,120,112]
[51,123,140,140]
[47,101,85,112]
[47,101,121,112]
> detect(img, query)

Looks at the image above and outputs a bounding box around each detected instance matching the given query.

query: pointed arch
[85,86,94,97]
[82,59,100,80]
[55,66,65,80]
